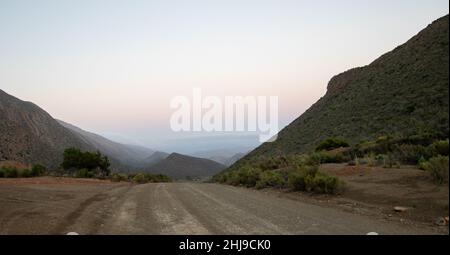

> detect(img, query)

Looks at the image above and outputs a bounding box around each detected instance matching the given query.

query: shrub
[31,164,46,177]
[255,171,285,189]
[316,138,350,152]
[309,172,340,194]
[2,167,19,178]
[288,171,307,191]
[431,140,449,156]
[61,148,111,177]
[131,173,172,184]
[422,156,449,184]
[76,168,93,178]
[288,162,341,194]
[20,169,32,178]
[132,173,147,184]
[0,168,4,178]
[258,157,288,171]
[236,167,261,187]
[393,144,429,164]
[310,151,348,164]
[111,173,128,182]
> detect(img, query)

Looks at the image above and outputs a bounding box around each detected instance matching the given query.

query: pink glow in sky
[0,0,448,151]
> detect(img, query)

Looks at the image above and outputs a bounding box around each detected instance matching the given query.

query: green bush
[309,172,340,194]
[76,168,94,178]
[288,163,341,194]
[288,171,307,191]
[20,169,32,178]
[310,151,348,164]
[132,173,147,184]
[1,167,19,178]
[111,173,128,182]
[257,157,288,171]
[31,164,46,177]
[61,148,110,177]
[131,173,172,184]
[315,138,350,152]
[255,171,285,189]
[422,156,449,184]
[235,167,261,187]
[431,140,449,156]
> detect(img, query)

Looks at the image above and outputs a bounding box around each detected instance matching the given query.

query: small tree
[61,148,111,178]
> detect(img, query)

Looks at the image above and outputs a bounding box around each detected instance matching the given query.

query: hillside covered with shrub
[215,15,449,192]
[232,15,449,168]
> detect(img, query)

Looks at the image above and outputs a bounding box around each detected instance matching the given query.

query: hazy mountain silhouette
[144,153,226,179]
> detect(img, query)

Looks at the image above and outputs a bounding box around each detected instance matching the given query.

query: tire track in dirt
[52,185,132,234]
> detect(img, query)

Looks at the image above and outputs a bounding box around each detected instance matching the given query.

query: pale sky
[0,0,448,152]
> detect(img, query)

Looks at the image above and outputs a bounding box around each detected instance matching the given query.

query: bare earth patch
[317,164,449,232]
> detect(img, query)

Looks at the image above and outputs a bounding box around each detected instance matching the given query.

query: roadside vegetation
[61,148,111,178]
[215,134,449,193]
[0,164,47,178]
[0,148,172,184]
[60,148,171,183]
[214,153,343,195]
[110,172,171,184]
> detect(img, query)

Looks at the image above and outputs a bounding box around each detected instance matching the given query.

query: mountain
[232,15,449,165]
[0,89,93,168]
[143,151,170,166]
[58,120,155,168]
[192,147,252,166]
[145,153,226,179]
[221,152,247,166]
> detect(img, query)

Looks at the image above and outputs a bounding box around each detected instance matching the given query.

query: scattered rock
[394,206,409,212]
[434,217,448,226]
[67,232,79,235]
[366,232,379,235]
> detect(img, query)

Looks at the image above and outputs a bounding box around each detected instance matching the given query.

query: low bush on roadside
[31,164,47,177]
[20,169,32,178]
[216,154,343,194]
[287,162,341,194]
[111,173,128,182]
[420,156,449,184]
[75,168,94,178]
[255,171,285,189]
[0,166,19,178]
[0,164,47,178]
[131,173,171,184]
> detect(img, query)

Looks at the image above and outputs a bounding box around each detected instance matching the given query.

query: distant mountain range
[58,120,155,168]
[230,15,449,169]
[144,153,226,179]
[192,147,251,166]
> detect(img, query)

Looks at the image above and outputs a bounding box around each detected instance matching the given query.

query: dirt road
[0,180,442,234]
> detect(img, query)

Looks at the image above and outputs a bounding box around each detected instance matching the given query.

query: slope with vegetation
[215,15,449,192]
[241,15,449,161]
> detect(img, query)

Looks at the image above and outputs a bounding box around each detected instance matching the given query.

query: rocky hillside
[235,15,449,165]
[58,120,155,168]
[145,153,226,179]
[0,89,93,169]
